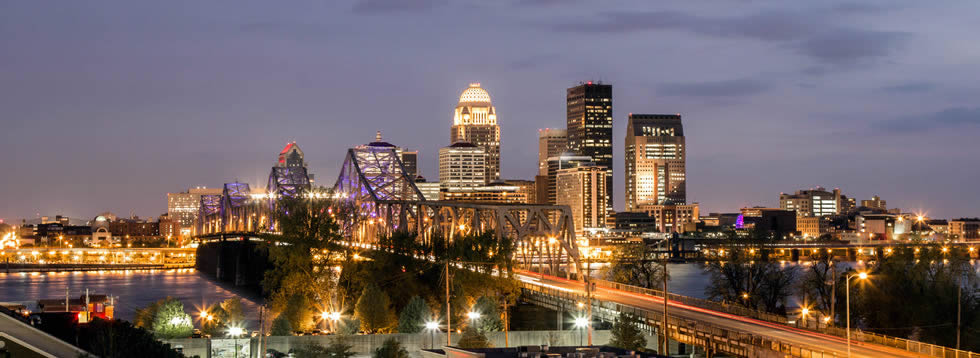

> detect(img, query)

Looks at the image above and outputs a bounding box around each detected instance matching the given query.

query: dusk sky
[3,0,979,222]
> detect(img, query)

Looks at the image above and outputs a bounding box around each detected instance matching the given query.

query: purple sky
[2,0,979,222]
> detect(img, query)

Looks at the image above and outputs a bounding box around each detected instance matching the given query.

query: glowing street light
[800,307,810,326]
[846,272,870,357]
[424,321,440,349]
[466,311,481,320]
[228,326,245,358]
[573,316,589,345]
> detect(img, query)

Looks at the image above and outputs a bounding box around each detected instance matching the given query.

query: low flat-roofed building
[950,218,980,241]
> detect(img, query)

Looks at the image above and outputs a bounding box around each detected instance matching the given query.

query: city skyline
[3,1,980,220]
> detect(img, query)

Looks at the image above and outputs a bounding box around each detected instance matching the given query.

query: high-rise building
[451,83,500,182]
[414,176,441,201]
[277,141,313,183]
[556,165,607,233]
[277,142,306,168]
[544,153,593,205]
[401,150,419,179]
[167,187,223,236]
[567,82,613,212]
[440,182,528,203]
[624,114,686,211]
[439,142,487,190]
[779,187,842,217]
[505,180,537,205]
[538,128,567,176]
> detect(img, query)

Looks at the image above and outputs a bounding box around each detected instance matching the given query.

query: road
[516,271,925,358]
[0,312,91,358]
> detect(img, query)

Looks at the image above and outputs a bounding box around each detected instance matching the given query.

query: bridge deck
[517,270,931,358]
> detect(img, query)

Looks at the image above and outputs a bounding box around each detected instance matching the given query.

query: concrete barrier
[165,329,642,358]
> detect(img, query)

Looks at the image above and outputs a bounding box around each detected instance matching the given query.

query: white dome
[458,83,491,105]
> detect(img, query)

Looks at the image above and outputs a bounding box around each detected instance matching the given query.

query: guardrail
[519,281,840,358]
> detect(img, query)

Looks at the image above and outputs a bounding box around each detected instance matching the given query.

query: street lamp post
[573,316,588,346]
[228,326,245,358]
[846,272,868,358]
[425,321,439,349]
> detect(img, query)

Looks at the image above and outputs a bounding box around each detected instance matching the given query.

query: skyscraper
[438,142,487,191]
[277,141,306,168]
[400,150,419,179]
[167,187,223,236]
[451,83,500,182]
[538,128,567,176]
[556,165,607,233]
[567,82,612,212]
[544,153,594,205]
[625,114,686,211]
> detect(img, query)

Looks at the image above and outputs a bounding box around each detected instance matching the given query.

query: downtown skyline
[3,1,980,220]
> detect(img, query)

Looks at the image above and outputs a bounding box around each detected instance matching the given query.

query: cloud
[514,0,580,6]
[879,81,934,93]
[548,10,906,66]
[657,78,769,98]
[794,28,907,65]
[352,0,445,14]
[877,107,980,132]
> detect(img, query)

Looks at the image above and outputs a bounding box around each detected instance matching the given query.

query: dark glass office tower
[567,82,613,212]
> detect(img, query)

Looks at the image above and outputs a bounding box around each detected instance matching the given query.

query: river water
[0,269,264,323]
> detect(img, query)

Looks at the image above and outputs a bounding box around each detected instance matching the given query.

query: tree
[80,318,184,358]
[397,295,431,333]
[336,317,361,335]
[221,297,245,327]
[602,242,668,289]
[355,285,395,333]
[150,298,193,339]
[608,312,646,352]
[705,258,797,314]
[471,295,503,332]
[270,315,293,336]
[797,255,839,313]
[456,326,491,349]
[373,338,409,358]
[280,293,314,332]
[324,341,356,358]
[133,298,165,329]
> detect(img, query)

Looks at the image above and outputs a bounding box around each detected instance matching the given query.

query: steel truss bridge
[194,142,974,357]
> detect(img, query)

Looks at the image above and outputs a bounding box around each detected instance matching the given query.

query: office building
[167,187,223,236]
[556,165,607,233]
[856,212,911,241]
[738,207,797,238]
[797,216,829,238]
[505,179,537,205]
[779,187,844,217]
[611,211,658,233]
[414,176,440,201]
[860,195,887,210]
[439,142,487,190]
[625,114,686,211]
[440,182,528,204]
[401,150,419,179]
[567,82,613,212]
[451,83,500,182]
[537,128,567,176]
[636,203,699,233]
[949,218,980,241]
[544,153,593,204]
[277,141,306,168]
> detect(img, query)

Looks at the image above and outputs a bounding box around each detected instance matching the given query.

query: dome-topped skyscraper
[451,83,500,182]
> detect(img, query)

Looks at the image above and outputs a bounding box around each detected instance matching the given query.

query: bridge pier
[790,249,800,261]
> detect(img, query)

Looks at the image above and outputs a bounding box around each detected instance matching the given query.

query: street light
[800,307,810,327]
[846,272,869,358]
[573,316,589,346]
[425,321,440,349]
[466,311,481,321]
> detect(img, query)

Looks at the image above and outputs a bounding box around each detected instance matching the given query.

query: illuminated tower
[567,82,612,212]
[625,114,686,211]
[451,83,500,182]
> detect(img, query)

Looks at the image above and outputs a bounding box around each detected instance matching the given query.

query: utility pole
[445,261,451,347]
[661,237,669,355]
[957,280,962,349]
[586,253,593,346]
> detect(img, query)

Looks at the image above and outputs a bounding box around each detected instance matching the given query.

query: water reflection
[0,270,263,324]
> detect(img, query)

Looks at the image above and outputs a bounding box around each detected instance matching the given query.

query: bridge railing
[519,281,839,357]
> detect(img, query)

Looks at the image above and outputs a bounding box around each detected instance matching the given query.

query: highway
[516,271,926,358]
